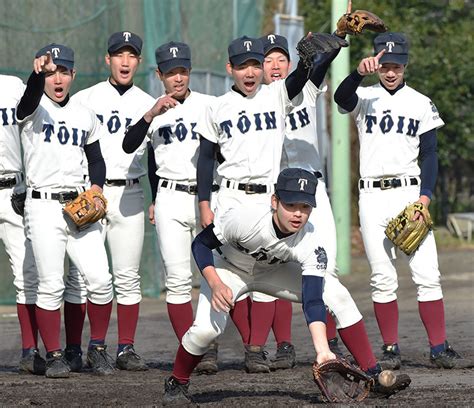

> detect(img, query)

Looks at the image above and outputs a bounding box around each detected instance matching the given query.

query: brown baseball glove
[336,9,387,37]
[385,202,433,256]
[63,189,107,231]
[312,358,372,403]
[296,33,348,69]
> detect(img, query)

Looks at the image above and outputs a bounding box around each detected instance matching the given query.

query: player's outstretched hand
[316,350,337,365]
[210,281,234,313]
[144,92,178,122]
[33,52,57,74]
[357,49,385,76]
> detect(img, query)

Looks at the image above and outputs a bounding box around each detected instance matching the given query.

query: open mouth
[119,69,130,77]
[290,220,301,228]
[271,73,282,81]
[244,80,255,89]
[54,87,64,97]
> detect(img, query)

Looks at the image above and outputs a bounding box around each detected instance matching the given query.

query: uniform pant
[0,185,37,304]
[359,182,443,303]
[25,189,113,310]
[65,183,144,305]
[181,257,362,356]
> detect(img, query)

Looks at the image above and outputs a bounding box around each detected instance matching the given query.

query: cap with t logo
[275,168,318,207]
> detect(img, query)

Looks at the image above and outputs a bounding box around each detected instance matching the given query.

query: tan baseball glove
[312,358,372,403]
[336,9,387,37]
[385,202,433,255]
[63,189,107,231]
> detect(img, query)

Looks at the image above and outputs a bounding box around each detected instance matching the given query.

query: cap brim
[108,43,141,55]
[230,53,264,66]
[54,59,74,70]
[158,59,191,73]
[263,44,290,59]
[278,190,316,207]
[379,53,408,65]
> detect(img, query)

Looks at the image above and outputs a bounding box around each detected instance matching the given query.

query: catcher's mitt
[385,202,433,256]
[312,358,372,403]
[296,33,348,69]
[336,10,387,37]
[11,191,26,216]
[63,189,107,231]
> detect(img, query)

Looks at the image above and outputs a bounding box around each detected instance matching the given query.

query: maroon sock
[87,300,112,344]
[338,320,377,371]
[230,297,251,345]
[117,303,140,345]
[373,300,399,345]
[325,311,337,340]
[35,306,61,352]
[172,344,203,383]
[64,301,86,347]
[249,300,275,346]
[272,299,292,344]
[418,299,446,347]
[167,302,194,341]
[17,304,38,349]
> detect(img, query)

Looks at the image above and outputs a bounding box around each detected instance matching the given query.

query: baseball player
[163,168,337,404]
[122,42,216,344]
[64,31,155,371]
[16,44,115,378]
[0,75,42,374]
[334,32,465,369]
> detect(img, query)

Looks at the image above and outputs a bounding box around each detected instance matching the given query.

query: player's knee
[415,279,443,302]
[369,261,398,301]
[182,326,220,355]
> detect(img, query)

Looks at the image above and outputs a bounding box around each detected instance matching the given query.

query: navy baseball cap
[275,168,318,207]
[35,43,74,70]
[228,36,264,66]
[374,32,409,65]
[107,31,142,55]
[260,34,290,59]
[155,41,191,73]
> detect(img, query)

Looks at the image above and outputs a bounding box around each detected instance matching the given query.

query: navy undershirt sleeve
[84,140,106,188]
[309,48,342,88]
[334,69,364,112]
[285,60,312,100]
[17,72,45,120]
[147,142,159,201]
[419,128,438,199]
[301,275,326,325]
[197,137,217,202]
[122,117,150,153]
[191,223,223,273]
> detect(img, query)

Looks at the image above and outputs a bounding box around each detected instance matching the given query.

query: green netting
[0,0,264,304]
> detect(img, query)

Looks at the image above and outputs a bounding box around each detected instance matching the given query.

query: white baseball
[378,370,396,387]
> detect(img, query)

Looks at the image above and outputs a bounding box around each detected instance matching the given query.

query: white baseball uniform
[279,81,362,327]
[182,204,328,355]
[65,81,155,305]
[146,91,216,304]
[18,92,113,311]
[342,83,445,302]
[0,75,37,305]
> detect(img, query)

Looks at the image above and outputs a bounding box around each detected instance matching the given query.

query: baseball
[378,370,396,387]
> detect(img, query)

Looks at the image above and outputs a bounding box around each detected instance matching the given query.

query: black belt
[224,180,268,194]
[160,180,219,195]
[105,178,139,187]
[0,177,17,189]
[31,190,79,203]
[359,177,419,190]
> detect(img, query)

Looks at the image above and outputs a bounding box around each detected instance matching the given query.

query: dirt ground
[0,249,473,407]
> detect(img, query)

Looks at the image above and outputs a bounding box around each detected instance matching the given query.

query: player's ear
[271,194,278,211]
[71,69,76,80]
[156,68,163,80]
[105,54,111,66]
[225,62,233,76]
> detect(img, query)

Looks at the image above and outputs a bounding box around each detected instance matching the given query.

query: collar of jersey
[231,84,261,98]
[108,78,133,96]
[44,93,70,107]
[378,81,406,96]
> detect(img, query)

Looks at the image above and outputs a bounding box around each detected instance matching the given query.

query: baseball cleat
[430,341,472,369]
[45,350,71,378]
[245,345,272,373]
[195,342,218,375]
[379,343,401,370]
[87,344,115,376]
[163,376,194,406]
[116,344,147,371]
[64,345,83,372]
[271,341,296,370]
[19,348,46,375]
